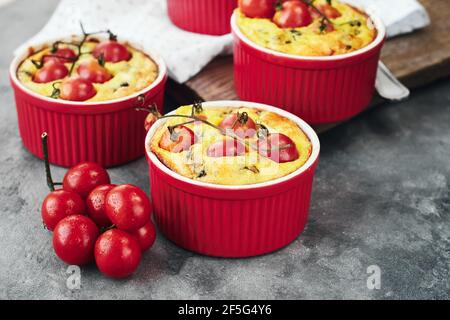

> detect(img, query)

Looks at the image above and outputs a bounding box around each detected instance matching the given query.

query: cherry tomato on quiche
[105,184,152,232]
[159,125,197,153]
[63,162,111,199]
[77,59,112,84]
[59,77,97,101]
[33,60,68,83]
[92,41,131,63]
[41,189,86,231]
[256,133,299,163]
[43,47,77,64]
[310,4,342,19]
[207,139,246,157]
[318,21,335,33]
[95,229,141,279]
[219,112,257,138]
[239,0,276,18]
[144,113,158,131]
[53,215,99,265]
[273,0,312,28]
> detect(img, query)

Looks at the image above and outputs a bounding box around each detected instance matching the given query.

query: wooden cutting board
[167,0,450,131]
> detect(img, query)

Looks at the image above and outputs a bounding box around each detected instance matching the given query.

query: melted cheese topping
[236,0,376,56]
[150,105,312,186]
[17,41,158,102]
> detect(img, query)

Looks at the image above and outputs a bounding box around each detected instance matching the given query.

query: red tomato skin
[95,229,141,279]
[256,133,299,163]
[219,112,257,138]
[159,125,197,153]
[41,190,86,231]
[63,162,111,199]
[207,139,246,157]
[59,77,97,101]
[239,0,276,18]
[144,113,158,131]
[312,4,342,19]
[43,48,77,64]
[273,0,312,28]
[33,60,68,83]
[52,215,99,265]
[92,41,131,63]
[86,184,116,228]
[132,222,157,252]
[77,60,112,84]
[105,184,152,232]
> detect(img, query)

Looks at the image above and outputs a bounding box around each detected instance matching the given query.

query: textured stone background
[0,0,449,300]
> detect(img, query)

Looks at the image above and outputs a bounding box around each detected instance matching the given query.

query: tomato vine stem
[41,132,56,191]
[136,101,292,153]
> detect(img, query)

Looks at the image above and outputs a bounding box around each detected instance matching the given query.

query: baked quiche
[236,0,377,56]
[150,104,312,185]
[17,37,158,102]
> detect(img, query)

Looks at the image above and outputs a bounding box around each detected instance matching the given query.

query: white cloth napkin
[15,0,430,83]
[346,0,430,37]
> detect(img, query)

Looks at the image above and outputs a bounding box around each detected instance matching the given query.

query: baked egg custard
[236,0,377,56]
[150,105,312,186]
[17,40,158,102]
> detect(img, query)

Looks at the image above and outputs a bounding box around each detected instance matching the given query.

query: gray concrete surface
[0,0,449,300]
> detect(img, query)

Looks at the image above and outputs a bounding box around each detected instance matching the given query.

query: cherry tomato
[256,133,299,163]
[144,113,158,131]
[86,184,116,228]
[132,222,156,252]
[43,47,77,64]
[41,190,85,231]
[195,114,208,121]
[53,215,99,265]
[219,112,257,138]
[105,184,152,232]
[273,0,312,28]
[239,0,276,18]
[207,139,246,157]
[95,229,141,278]
[33,60,68,83]
[159,125,197,153]
[59,77,97,101]
[319,21,335,33]
[310,4,342,19]
[63,162,111,199]
[92,41,131,63]
[77,59,112,84]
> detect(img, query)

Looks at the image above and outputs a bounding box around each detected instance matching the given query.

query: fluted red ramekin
[167,0,237,35]
[232,6,386,125]
[145,100,320,257]
[10,37,167,168]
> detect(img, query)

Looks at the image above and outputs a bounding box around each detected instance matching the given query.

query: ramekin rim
[230,1,386,62]
[145,100,320,191]
[9,35,167,106]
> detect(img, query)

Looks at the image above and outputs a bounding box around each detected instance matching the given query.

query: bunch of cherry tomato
[41,133,155,279]
[239,0,341,29]
[145,107,299,163]
[33,39,130,101]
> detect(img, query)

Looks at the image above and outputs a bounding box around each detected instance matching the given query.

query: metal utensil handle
[375,61,410,101]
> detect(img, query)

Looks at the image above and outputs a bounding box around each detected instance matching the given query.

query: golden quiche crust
[150,105,313,186]
[17,40,158,102]
[236,0,377,56]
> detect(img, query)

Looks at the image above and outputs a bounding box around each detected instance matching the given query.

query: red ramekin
[167,0,237,35]
[231,5,386,125]
[145,100,320,257]
[10,37,167,168]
